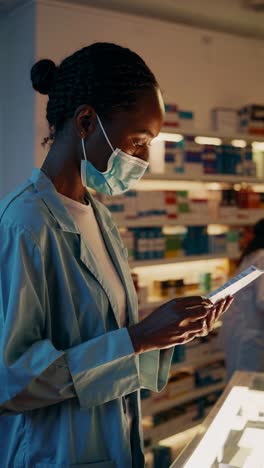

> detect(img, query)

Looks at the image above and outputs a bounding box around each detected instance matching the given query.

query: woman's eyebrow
[132,129,155,138]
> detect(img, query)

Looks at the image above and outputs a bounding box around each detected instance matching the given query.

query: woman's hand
[199,295,234,337]
[128,296,218,354]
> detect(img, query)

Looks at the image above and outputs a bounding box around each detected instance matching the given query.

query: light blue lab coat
[0,168,173,468]
[220,249,264,380]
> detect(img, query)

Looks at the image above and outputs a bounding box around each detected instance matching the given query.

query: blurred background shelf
[144,419,202,447]
[129,252,237,268]
[118,215,263,228]
[158,127,264,144]
[141,382,225,418]
[143,172,264,184]
[170,352,225,373]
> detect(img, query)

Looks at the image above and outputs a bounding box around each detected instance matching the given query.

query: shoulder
[0,181,51,245]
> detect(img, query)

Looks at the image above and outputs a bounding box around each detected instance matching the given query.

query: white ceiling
[2,0,264,39]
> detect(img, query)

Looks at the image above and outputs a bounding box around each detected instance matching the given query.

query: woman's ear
[82,115,91,132]
[73,105,97,138]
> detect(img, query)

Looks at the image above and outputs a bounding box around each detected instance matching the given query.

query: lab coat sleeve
[0,355,75,414]
[97,209,175,394]
[0,222,142,413]
[0,221,65,410]
[139,348,174,392]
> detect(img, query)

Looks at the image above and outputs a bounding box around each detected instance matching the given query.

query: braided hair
[30,42,159,144]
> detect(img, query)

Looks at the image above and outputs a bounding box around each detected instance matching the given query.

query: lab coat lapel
[79,235,121,328]
[31,169,121,328]
[89,197,138,327]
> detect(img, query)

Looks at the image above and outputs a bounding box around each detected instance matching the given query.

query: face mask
[81,115,149,195]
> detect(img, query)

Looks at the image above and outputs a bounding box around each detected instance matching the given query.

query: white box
[211,108,238,134]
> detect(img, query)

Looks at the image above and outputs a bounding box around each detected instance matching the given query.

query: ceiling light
[231,139,247,148]
[252,141,264,151]
[155,132,184,142]
[195,137,222,146]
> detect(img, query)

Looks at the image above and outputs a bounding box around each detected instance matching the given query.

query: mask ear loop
[81,138,88,161]
[96,115,115,152]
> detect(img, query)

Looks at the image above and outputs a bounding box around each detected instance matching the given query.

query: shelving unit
[143,173,262,184]
[158,126,264,143]
[129,252,236,268]
[118,212,263,228]
[114,126,264,462]
[170,352,224,373]
[144,419,201,447]
[143,418,208,448]
[141,382,225,418]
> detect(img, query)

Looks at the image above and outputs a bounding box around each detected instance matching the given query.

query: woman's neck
[41,140,87,205]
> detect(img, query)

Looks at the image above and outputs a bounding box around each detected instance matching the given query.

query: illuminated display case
[172,371,264,468]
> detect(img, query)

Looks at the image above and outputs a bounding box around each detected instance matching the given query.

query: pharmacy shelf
[143,419,201,446]
[144,405,213,447]
[117,214,262,228]
[129,252,233,268]
[170,352,225,373]
[142,172,263,184]
[159,126,264,144]
[141,382,225,418]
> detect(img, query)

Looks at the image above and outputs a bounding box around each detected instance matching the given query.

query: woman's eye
[132,140,151,148]
[132,140,144,148]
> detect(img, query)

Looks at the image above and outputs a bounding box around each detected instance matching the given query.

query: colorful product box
[164,103,179,128]
[165,141,184,173]
[179,110,194,130]
[239,104,264,135]
[164,191,178,218]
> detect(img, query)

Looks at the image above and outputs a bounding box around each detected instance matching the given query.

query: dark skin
[41,86,233,354]
[42,88,162,203]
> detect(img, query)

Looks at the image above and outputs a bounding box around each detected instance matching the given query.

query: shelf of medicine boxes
[143,127,264,185]
[117,212,264,229]
[143,406,213,447]
[159,126,264,145]
[141,350,225,417]
[129,252,237,268]
[142,380,225,447]
[141,380,225,421]
[143,172,263,184]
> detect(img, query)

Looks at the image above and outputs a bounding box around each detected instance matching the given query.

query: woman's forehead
[126,89,164,129]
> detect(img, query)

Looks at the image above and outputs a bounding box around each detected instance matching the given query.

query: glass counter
[171,371,264,468]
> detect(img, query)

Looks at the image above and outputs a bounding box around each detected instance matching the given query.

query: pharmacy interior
[101,102,264,468]
[89,10,264,466]
[6,1,264,467]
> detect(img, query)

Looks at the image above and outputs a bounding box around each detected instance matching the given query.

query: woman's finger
[181,318,207,334]
[222,296,234,315]
[184,305,214,321]
[206,307,217,330]
[213,298,226,321]
[173,333,196,345]
[180,296,213,308]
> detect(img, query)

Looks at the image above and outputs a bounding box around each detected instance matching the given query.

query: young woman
[0,42,231,468]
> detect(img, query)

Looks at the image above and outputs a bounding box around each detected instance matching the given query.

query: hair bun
[30,59,57,95]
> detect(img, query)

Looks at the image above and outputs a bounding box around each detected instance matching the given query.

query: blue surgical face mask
[81,115,149,195]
